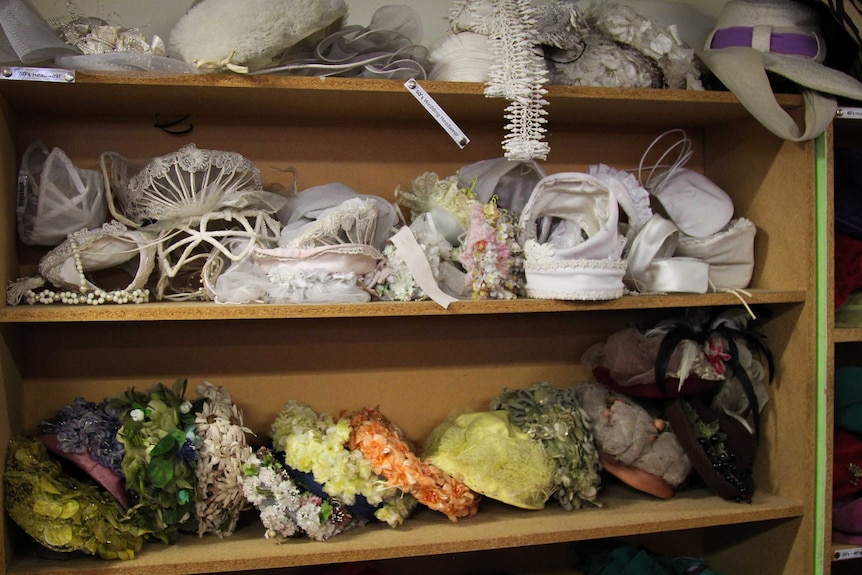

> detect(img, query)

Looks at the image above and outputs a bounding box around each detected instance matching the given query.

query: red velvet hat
[834,428,862,500]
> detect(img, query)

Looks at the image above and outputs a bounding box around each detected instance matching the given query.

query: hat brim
[665,399,756,501]
[40,433,131,510]
[695,46,839,140]
[599,452,675,499]
[698,46,862,102]
[832,529,862,545]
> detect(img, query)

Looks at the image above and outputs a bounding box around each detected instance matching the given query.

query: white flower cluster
[544,1,703,90]
[240,448,366,542]
[194,383,254,538]
[590,2,703,90]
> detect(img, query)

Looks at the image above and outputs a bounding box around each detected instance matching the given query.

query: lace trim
[267,269,358,290]
[254,243,383,263]
[590,164,652,229]
[449,0,494,36]
[526,286,626,301]
[484,0,550,161]
[287,198,381,248]
[525,257,628,272]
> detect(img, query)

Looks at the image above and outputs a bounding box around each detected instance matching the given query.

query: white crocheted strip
[483,0,550,161]
[525,257,628,273]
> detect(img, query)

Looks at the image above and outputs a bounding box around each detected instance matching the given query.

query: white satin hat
[649,168,734,239]
[675,217,757,289]
[518,172,627,301]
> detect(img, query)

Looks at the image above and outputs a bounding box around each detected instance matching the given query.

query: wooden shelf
[6,486,802,575]
[0,289,807,323]
[834,327,862,343]
[0,73,804,128]
[0,68,820,575]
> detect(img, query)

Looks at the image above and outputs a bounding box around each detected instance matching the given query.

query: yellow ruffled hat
[423,410,555,510]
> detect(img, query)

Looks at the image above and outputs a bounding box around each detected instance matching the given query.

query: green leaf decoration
[147,457,175,489]
[150,433,178,458]
[34,499,64,518]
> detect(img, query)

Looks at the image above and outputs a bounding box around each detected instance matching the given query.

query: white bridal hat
[697,0,862,141]
[169,0,348,72]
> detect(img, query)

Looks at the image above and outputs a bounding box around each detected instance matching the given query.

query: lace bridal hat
[697,0,862,141]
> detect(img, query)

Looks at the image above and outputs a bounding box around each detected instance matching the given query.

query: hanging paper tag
[1,66,75,83]
[404,79,469,148]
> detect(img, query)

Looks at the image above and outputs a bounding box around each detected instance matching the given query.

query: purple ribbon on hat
[710,26,819,58]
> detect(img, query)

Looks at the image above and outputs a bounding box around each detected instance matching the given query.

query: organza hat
[698,0,862,141]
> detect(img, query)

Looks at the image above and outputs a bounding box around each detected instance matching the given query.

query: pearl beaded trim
[23,288,150,305]
[21,230,150,305]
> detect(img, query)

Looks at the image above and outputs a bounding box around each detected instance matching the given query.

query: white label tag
[16,174,28,214]
[1,66,75,83]
[837,107,862,119]
[834,546,862,561]
[405,79,470,148]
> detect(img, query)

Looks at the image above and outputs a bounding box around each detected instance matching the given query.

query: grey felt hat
[697,0,862,141]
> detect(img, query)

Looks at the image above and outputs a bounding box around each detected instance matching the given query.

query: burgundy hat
[833,494,862,545]
[834,428,862,500]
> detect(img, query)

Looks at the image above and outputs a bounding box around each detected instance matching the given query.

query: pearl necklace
[23,287,150,305]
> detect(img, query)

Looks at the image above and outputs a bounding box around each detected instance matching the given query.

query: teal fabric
[836,366,862,434]
[582,542,719,575]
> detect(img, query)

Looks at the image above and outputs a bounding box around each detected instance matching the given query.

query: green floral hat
[4,437,147,560]
[108,378,203,541]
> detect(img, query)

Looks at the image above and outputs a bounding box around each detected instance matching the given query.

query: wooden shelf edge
[55,73,805,107]
[0,73,804,128]
[6,487,803,575]
[834,326,862,343]
[0,289,807,323]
